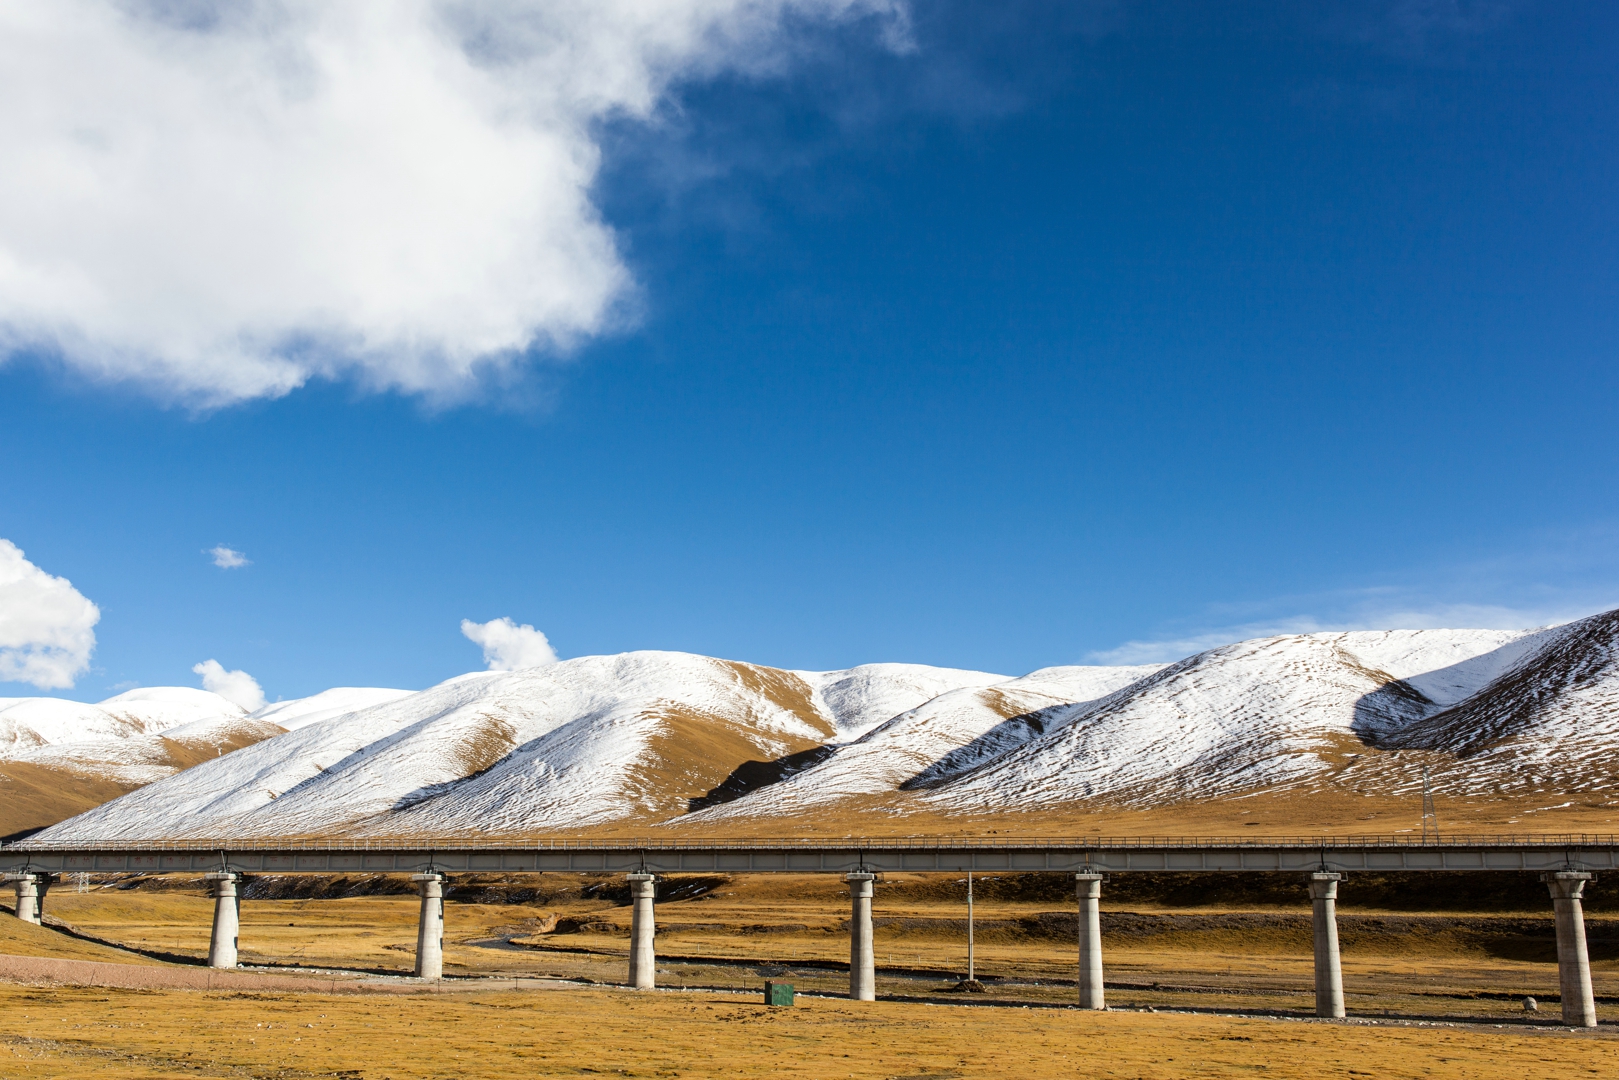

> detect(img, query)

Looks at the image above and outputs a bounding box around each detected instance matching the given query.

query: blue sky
[1,1,1615,702]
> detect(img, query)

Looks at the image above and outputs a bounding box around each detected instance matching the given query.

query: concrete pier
[1075,872,1104,1009]
[7,872,49,925]
[627,873,657,990]
[846,872,876,1001]
[204,872,241,969]
[1544,871,1597,1028]
[412,873,445,980]
[1308,872,1345,1018]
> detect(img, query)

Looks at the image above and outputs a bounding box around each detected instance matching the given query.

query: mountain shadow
[687,745,835,812]
[1358,608,1619,758]
[898,703,1074,792]
[1346,630,1553,749]
[1348,676,1438,744]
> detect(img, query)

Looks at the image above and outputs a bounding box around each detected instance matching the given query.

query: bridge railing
[5,833,1618,853]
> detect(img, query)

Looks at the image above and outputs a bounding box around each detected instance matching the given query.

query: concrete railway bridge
[4,834,1614,1027]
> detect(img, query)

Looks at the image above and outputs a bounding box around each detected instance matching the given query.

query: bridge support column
[412,873,445,980]
[627,873,656,990]
[1075,872,1104,1009]
[7,872,49,925]
[1309,872,1344,1018]
[204,872,241,969]
[1544,871,1596,1028]
[847,872,876,1001]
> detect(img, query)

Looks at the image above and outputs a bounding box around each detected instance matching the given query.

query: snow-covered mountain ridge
[0,685,419,785]
[1,687,274,786]
[21,608,1619,842]
[26,654,1013,840]
[0,685,411,837]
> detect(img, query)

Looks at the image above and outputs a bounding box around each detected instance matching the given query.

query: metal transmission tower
[1421,767,1439,842]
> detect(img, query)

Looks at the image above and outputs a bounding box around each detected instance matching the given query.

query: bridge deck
[5,835,1616,875]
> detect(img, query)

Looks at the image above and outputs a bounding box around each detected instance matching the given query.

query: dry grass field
[2,980,1617,1080]
[0,910,164,966]
[19,872,1619,1010]
[0,870,1615,1076]
[0,874,1612,1075]
[649,784,1619,839]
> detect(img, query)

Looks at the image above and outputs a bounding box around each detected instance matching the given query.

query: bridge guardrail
[5,833,1618,853]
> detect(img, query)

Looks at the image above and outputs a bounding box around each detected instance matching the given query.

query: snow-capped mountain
[252,687,417,732]
[0,687,276,785]
[689,664,1164,821]
[907,612,1618,816]
[1,686,246,753]
[19,609,1619,842]
[29,654,1005,840]
[1358,609,1619,796]
[0,684,404,837]
[913,628,1543,811]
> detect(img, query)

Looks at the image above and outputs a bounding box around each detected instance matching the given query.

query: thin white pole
[967,871,975,982]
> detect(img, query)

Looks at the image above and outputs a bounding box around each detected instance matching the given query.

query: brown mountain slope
[0,718,285,840]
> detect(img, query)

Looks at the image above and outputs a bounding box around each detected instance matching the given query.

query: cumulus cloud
[192,658,266,711]
[0,0,905,405]
[461,617,559,671]
[207,545,250,569]
[0,539,101,690]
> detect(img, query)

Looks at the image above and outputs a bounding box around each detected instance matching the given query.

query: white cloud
[0,0,904,405]
[192,658,266,711]
[1085,600,1610,666]
[207,545,250,569]
[461,617,558,671]
[1086,618,1335,666]
[0,539,101,689]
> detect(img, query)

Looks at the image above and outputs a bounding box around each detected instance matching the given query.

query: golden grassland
[0,911,163,966]
[646,787,1619,840]
[298,785,1613,842]
[24,874,1619,1000]
[3,981,1617,1080]
[2,872,1617,1076]
[0,762,144,842]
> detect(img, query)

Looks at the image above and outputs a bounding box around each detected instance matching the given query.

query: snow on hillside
[0,697,128,753]
[0,686,280,785]
[253,687,414,731]
[922,628,1546,810]
[32,653,1009,841]
[1343,629,1547,708]
[21,612,1619,842]
[0,687,247,756]
[794,663,1007,740]
[9,716,288,786]
[691,664,1163,821]
[0,684,414,790]
[1364,609,1619,795]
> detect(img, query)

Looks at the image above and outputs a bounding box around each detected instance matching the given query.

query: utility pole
[1421,767,1438,842]
[966,871,975,983]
